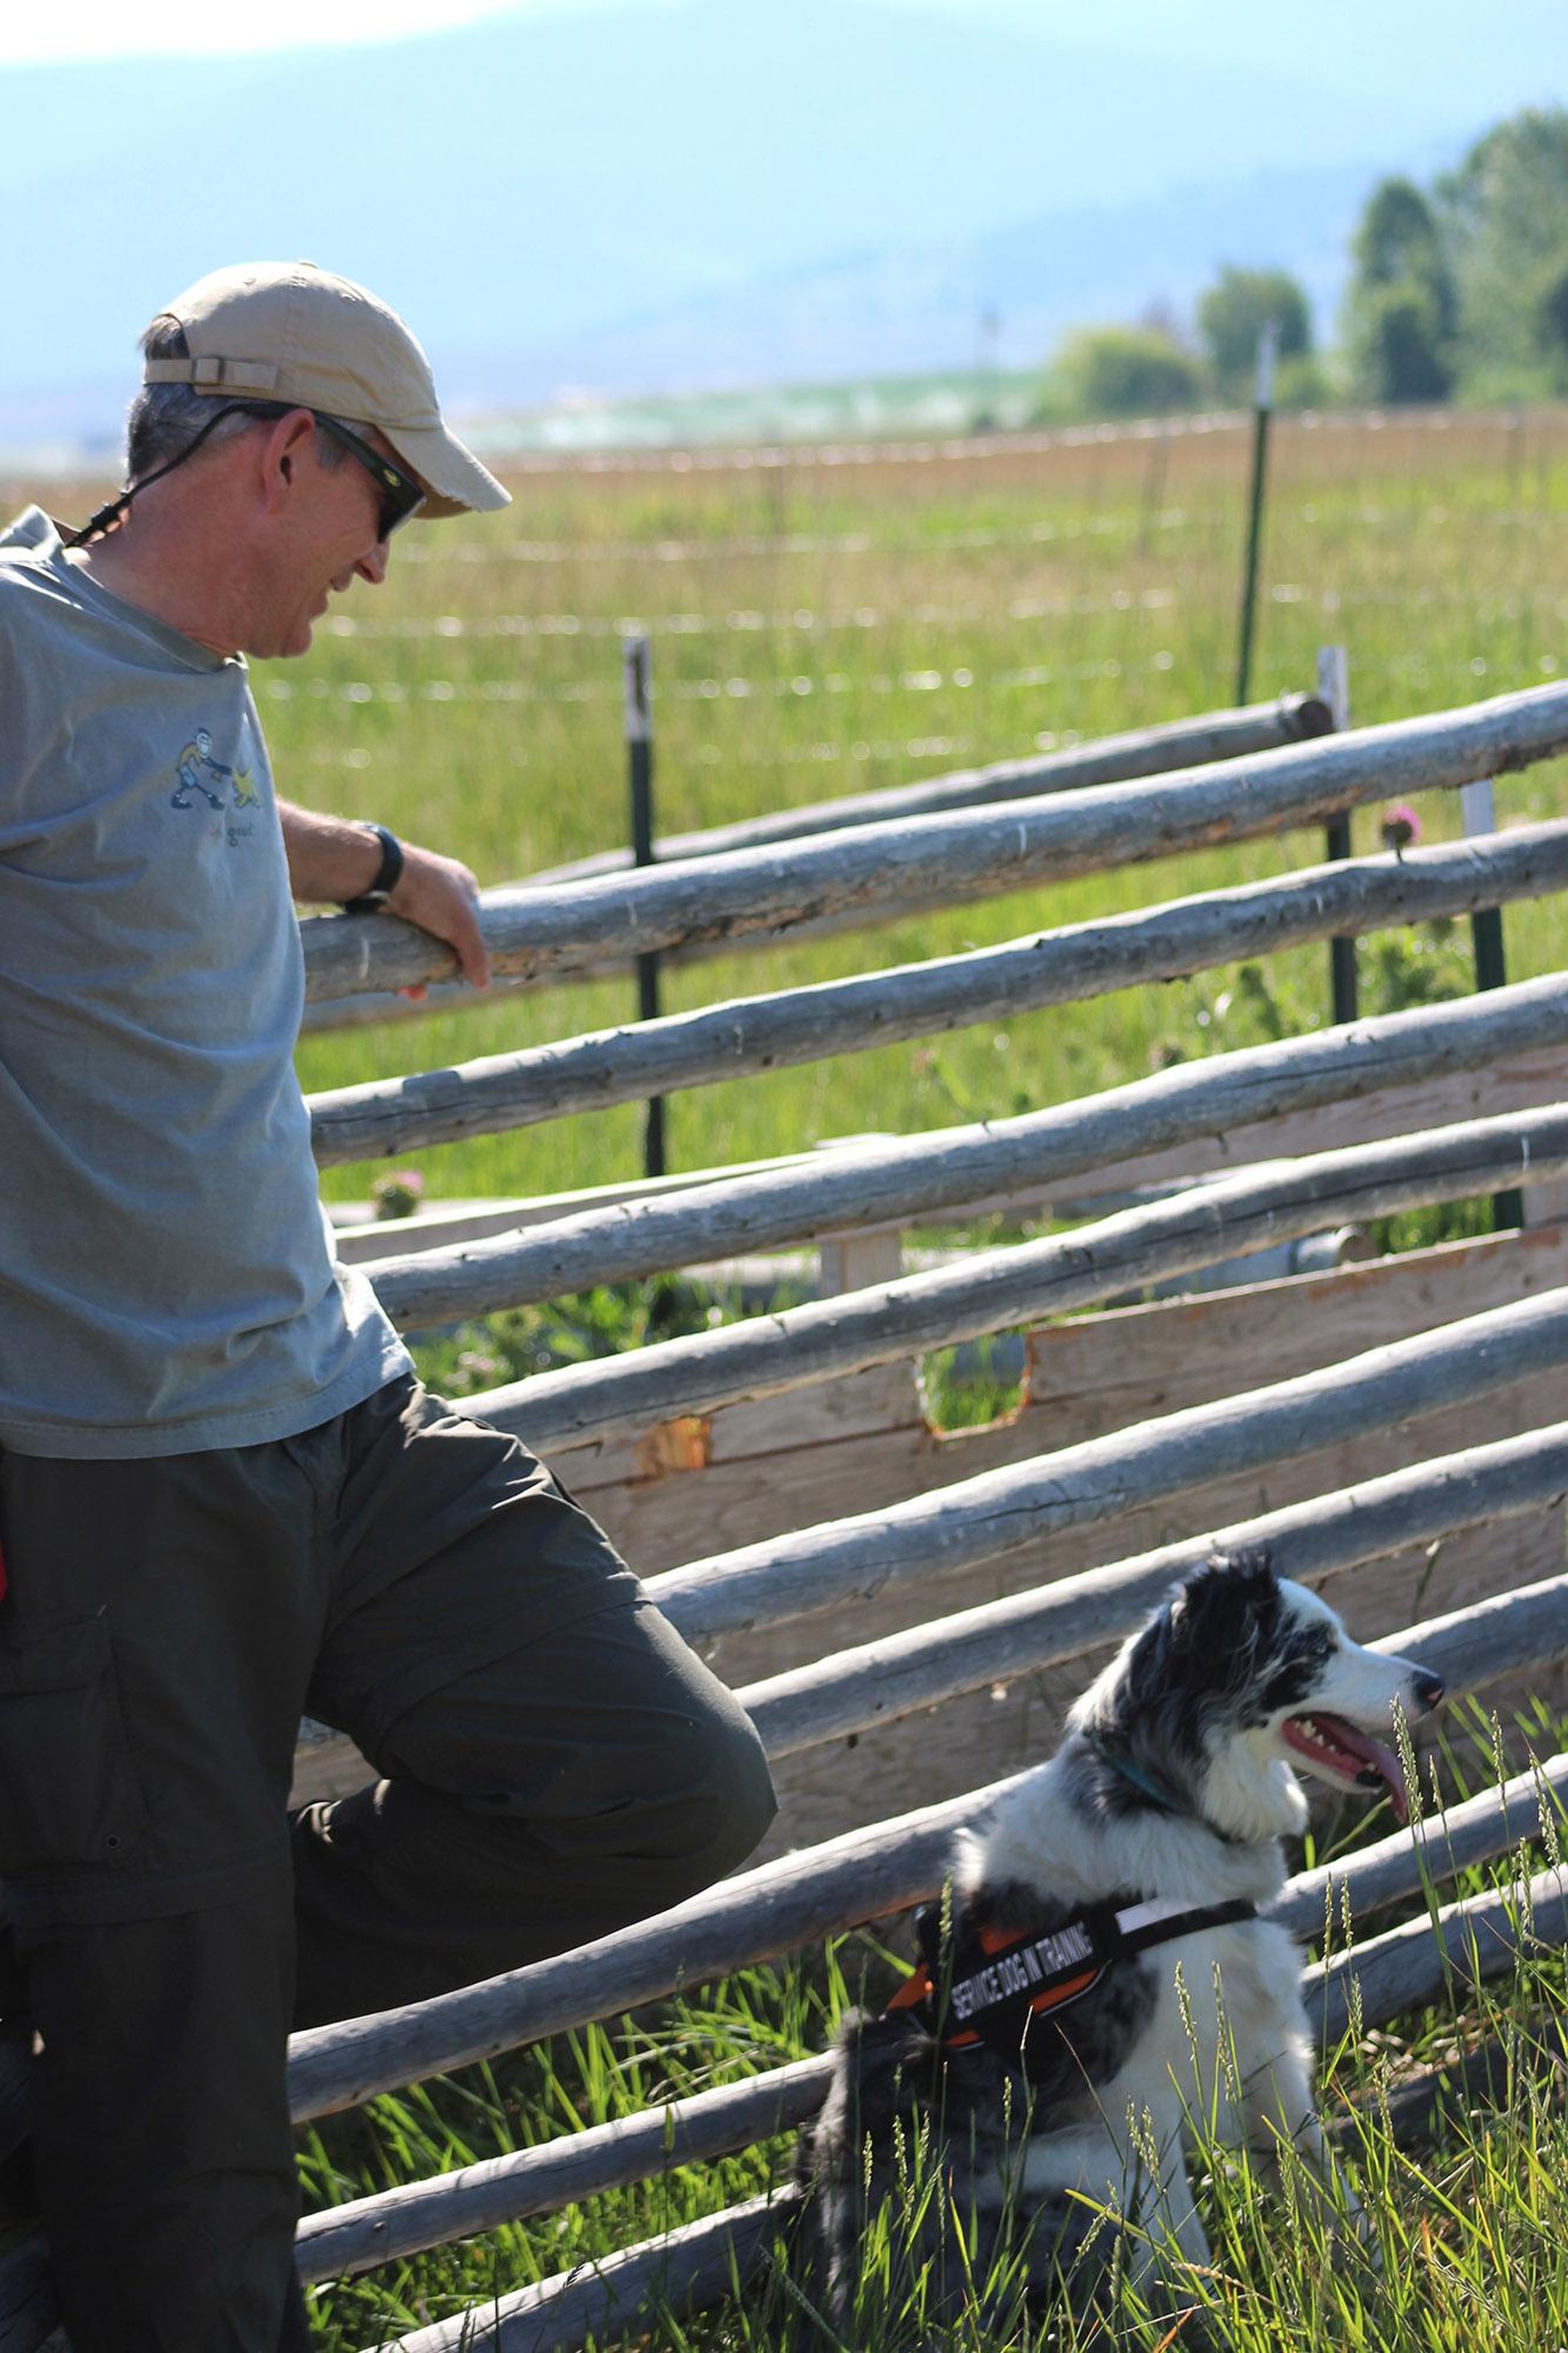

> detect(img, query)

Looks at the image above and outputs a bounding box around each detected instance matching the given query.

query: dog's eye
[1259,1627,1335,1714]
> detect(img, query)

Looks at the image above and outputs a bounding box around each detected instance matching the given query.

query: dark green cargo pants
[0,1376,775,2351]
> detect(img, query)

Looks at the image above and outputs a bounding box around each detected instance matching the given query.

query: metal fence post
[1234,319,1278,708]
[625,634,665,1179]
[1317,644,1359,1026]
[1461,775,1520,1230]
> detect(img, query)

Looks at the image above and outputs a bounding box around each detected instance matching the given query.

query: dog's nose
[1412,1668,1446,1713]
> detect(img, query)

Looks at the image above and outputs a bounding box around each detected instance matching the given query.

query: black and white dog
[797,1549,1445,2329]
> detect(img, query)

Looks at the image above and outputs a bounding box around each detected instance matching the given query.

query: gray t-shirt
[0,507,409,1457]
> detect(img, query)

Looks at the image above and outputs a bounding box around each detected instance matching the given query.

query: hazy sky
[4,0,1562,435]
[0,0,525,64]
[15,0,1568,70]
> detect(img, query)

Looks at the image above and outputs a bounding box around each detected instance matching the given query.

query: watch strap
[342,825,404,914]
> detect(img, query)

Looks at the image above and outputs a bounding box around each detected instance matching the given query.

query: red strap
[1025,1965,1100,2015]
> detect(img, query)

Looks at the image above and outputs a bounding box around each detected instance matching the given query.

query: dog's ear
[1168,1548,1280,1657]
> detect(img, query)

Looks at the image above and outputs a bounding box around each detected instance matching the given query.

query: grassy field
[475,361,1047,452]
[18,403,1566,1215]
[284,405,1568,1209]
[12,407,1568,2347]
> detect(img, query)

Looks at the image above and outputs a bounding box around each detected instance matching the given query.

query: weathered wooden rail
[297,683,1568,1004]
[300,691,1333,1030]
[358,972,1568,1325]
[428,1105,1568,1445]
[307,825,1568,1167]
[540,692,1336,873]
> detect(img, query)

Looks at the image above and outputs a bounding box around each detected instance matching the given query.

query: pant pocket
[0,1613,151,1872]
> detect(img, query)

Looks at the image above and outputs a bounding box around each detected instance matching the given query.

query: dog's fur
[796,1549,1444,2330]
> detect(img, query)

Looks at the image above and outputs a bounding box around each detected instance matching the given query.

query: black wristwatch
[341,824,405,914]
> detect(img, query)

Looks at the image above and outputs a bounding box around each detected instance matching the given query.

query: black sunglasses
[66,399,428,550]
[307,413,426,541]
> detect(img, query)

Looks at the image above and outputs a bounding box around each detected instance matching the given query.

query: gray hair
[125,317,352,482]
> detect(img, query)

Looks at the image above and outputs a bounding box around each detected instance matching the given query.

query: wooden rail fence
[283,676,1568,2343]
[297,682,1568,1004]
[306,825,1568,1167]
[406,1105,1568,1442]
[357,974,1568,1324]
[299,690,1334,1029]
[10,680,1568,2350]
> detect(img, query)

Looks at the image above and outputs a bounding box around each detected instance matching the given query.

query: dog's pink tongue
[1322,1716,1408,1822]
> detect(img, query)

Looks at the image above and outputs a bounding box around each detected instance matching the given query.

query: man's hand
[280,803,491,991]
[384,843,490,991]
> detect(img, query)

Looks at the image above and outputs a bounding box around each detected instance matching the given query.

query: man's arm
[279,802,490,989]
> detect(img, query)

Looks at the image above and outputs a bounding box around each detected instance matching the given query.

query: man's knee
[305,1599,779,1967]
[644,1679,775,1897]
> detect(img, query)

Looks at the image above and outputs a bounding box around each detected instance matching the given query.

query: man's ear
[257,408,317,518]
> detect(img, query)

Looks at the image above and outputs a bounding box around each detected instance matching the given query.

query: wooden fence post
[813,1137,904,1295]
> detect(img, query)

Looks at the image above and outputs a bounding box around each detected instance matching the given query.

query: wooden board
[751,1492,1567,1863]
[846,1043,1568,1238]
[292,1224,1568,1823]
[558,1224,1568,1585]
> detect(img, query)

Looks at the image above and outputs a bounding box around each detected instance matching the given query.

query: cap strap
[144,356,281,392]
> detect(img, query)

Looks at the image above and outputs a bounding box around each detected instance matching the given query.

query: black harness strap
[888,1894,1258,2059]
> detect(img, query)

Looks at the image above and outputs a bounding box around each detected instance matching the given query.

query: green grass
[297,1960,828,2347]
[295,1699,1568,2350]
[179,398,1568,1214]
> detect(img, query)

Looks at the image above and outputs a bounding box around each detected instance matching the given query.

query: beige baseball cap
[142,260,510,519]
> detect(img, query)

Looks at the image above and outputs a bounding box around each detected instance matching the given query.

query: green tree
[1438,108,1568,395]
[1051,325,1204,420]
[1355,285,1456,402]
[1344,176,1458,401]
[1539,257,1568,390]
[1196,267,1312,397]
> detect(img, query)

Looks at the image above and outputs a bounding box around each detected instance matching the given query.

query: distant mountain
[0,0,1561,450]
[494,157,1392,405]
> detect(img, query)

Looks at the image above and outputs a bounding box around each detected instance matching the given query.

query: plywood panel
[562,1226,1568,1585]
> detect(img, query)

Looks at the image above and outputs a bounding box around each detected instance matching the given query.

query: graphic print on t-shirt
[171,728,234,809]
[171,727,262,845]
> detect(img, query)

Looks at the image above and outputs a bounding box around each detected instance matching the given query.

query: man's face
[253,421,417,661]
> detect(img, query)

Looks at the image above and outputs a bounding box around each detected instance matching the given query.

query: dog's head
[1069,1548,1446,1846]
